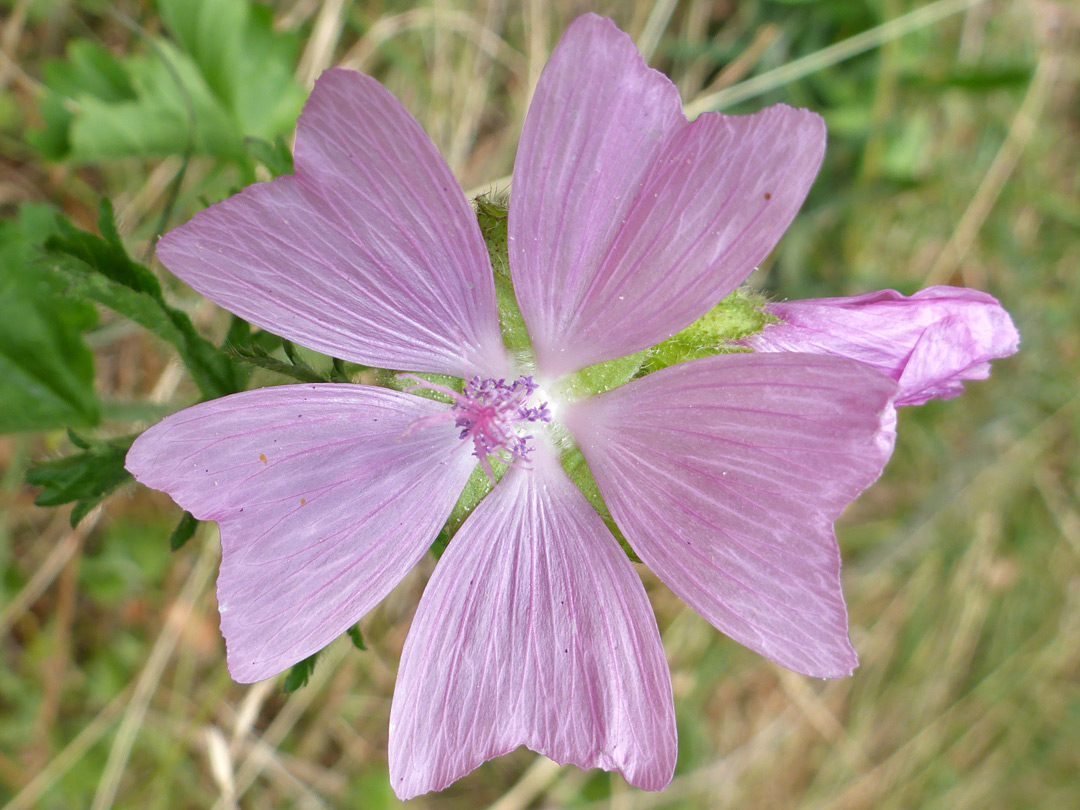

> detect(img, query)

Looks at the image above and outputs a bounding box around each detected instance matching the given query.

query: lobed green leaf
[26,432,135,527]
[0,206,100,433]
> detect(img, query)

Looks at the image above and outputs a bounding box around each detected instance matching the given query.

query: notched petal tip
[388,445,676,798]
[156,64,505,380]
[126,385,477,684]
[563,353,893,678]
[510,15,829,379]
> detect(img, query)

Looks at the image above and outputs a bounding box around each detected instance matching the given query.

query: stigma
[403,374,551,481]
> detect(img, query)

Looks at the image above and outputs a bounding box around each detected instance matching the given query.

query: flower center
[403,374,551,481]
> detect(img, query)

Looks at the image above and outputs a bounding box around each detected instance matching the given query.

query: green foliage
[155,0,305,142]
[245,134,294,178]
[30,0,305,163]
[226,340,328,384]
[641,287,775,373]
[474,194,533,358]
[29,39,136,159]
[26,430,135,527]
[283,652,319,692]
[0,206,99,433]
[346,625,366,651]
[169,511,199,551]
[80,517,174,605]
[45,200,247,400]
[225,332,363,385]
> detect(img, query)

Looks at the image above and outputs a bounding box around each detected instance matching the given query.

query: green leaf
[69,43,243,161]
[44,201,246,400]
[475,194,532,356]
[28,39,134,159]
[0,206,99,433]
[26,432,135,527]
[283,652,319,692]
[33,39,238,161]
[156,0,306,140]
[169,511,199,551]
[225,343,328,384]
[346,625,366,651]
[41,39,136,103]
[31,0,305,163]
[53,200,163,297]
[639,287,774,374]
[245,135,294,178]
[904,65,1033,93]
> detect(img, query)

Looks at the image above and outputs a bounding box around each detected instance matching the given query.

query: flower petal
[126,384,476,682]
[747,286,1020,406]
[157,68,506,378]
[508,14,825,378]
[388,443,676,799]
[562,354,897,678]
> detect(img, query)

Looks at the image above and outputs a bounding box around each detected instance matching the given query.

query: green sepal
[283,652,318,692]
[640,286,776,374]
[330,357,350,383]
[474,194,533,358]
[475,193,509,275]
[558,287,776,400]
[556,349,650,402]
[430,460,507,559]
[559,446,641,563]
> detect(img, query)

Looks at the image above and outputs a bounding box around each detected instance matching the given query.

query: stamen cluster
[454,376,551,472]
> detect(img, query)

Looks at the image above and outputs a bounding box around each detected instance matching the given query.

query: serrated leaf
[26,433,135,527]
[169,511,199,551]
[346,625,366,651]
[42,40,136,103]
[69,44,243,162]
[53,200,163,297]
[44,202,246,400]
[224,343,328,384]
[32,0,304,164]
[156,0,305,139]
[28,40,135,159]
[0,206,99,433]
[283,652,319,692]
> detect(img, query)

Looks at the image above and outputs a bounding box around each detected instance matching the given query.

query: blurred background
[1,0,1078,808]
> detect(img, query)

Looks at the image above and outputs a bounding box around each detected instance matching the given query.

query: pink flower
[746,287,1019,406]
[127,14,902,798]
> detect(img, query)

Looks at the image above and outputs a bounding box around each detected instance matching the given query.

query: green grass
[1,1,1077,808]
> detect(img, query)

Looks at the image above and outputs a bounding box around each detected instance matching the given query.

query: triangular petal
[126,384,476,682]
[508,14,824,378]
[747,286,1020,406]
[388,443,676,799]
[562,354,897,678]
[157,69,506,378]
